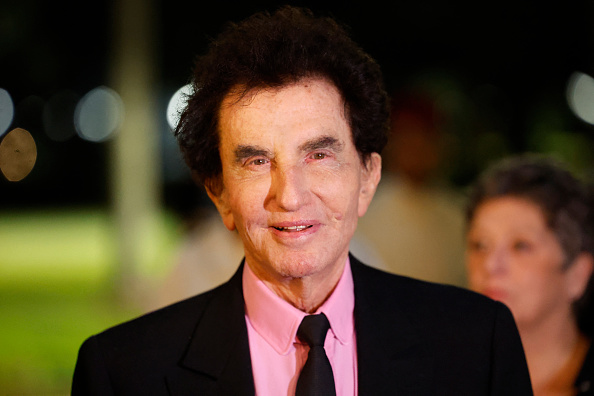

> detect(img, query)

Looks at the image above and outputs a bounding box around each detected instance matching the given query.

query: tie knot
[297,313,330,347]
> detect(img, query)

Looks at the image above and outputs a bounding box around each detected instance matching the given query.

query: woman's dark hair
[174,6,389,194]
[466,154,594,334]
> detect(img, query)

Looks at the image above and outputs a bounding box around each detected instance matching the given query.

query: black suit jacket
[72,255,533,395]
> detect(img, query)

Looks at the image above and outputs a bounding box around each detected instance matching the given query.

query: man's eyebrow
[234,145,271,162]
[299,135,343,153]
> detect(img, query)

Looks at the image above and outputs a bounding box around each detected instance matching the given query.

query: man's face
[209,78,381,285]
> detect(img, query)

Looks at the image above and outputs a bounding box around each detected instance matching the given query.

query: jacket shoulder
[350,257,512,336]
[91,286,220,360]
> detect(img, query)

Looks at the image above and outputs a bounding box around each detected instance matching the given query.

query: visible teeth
[275,225,310,231]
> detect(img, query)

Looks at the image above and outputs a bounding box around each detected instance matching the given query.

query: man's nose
[269,165,309,211]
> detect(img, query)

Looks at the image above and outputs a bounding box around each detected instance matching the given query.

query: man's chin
[276,258,323,279]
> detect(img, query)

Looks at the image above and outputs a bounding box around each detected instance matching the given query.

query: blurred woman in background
[465,155,594,395]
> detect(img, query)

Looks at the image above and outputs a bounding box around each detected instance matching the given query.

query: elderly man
[72,6,532,395]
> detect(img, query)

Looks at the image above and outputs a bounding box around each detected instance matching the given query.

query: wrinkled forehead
[220,78,346,131]
[220,78,357,150]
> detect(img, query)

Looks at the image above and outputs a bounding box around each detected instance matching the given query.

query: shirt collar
[243,257,355,355]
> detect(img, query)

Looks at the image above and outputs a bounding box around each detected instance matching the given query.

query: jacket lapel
[351,256,434,395]
[166,256,435,395]
[166,263,255,396]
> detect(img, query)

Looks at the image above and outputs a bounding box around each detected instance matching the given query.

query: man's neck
[248,259,347,313]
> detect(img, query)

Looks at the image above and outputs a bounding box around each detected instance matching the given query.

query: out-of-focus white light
[75,86,124,142]
[567,72,594,125]
[166,84,193,131]
[0,88,14,137]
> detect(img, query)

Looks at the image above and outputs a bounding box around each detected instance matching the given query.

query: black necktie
[295,313,337,396]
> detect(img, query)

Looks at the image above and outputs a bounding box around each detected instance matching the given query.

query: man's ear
[358,152,382,217]
[566,252,594,302]
[205,179,236,232]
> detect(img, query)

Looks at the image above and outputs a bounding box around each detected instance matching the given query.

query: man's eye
[311,152,327,160]
[249,158,268,166]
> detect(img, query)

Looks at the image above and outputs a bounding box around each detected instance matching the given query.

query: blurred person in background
[150,208,245,309]
[465,154,594,395]
[355,91,467,286]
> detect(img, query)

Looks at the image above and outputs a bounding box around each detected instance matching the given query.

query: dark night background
[2,0,593,211]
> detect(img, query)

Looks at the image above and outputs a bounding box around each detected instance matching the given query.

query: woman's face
[466,196,580,331]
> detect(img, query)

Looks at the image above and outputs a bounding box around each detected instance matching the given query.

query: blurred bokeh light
[0,128,37,181]
[0,88,14,137]
[43,90,79,142]
[74,86,124,142]
[567,71,594,125]
[166,83,192,131]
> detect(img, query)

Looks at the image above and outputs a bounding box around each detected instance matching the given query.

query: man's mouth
[273,225,313,232]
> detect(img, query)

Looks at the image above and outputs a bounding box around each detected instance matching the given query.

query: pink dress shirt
[243,258,358,396]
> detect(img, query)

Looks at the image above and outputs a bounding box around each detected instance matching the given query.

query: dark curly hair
[174,6,389,194]
[466,154,594,334]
